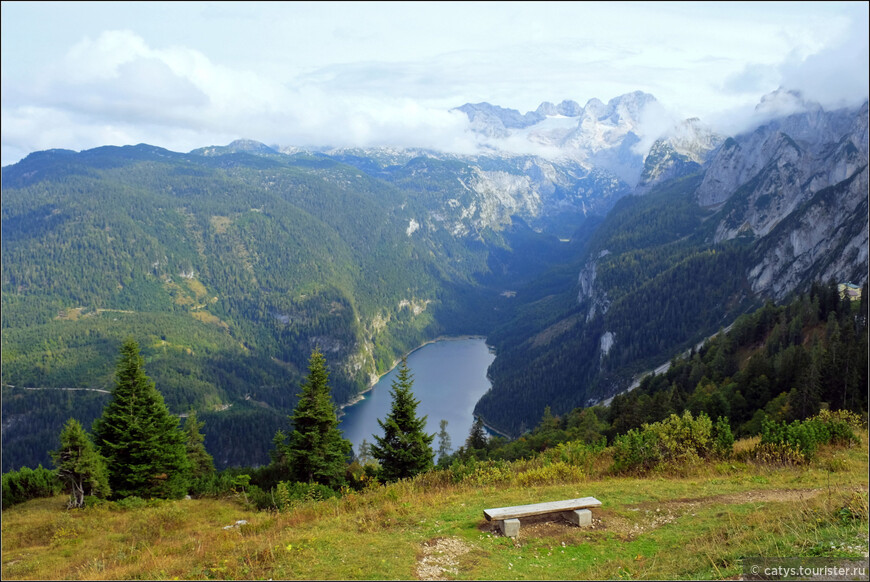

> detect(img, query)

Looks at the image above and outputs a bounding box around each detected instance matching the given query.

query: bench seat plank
[484,496,601,521]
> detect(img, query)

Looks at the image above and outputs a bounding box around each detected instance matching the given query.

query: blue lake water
[338,337,496,458]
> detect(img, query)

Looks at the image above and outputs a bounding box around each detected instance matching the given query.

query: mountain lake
[338,337,496,458]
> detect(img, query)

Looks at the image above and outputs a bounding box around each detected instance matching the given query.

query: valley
[1,89,868,473]
[338,336,495,458]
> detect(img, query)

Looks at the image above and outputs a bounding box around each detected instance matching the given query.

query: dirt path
[598,486,869,539]
[415,537,473,581]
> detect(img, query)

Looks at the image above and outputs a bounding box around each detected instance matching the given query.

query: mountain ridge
[2,90,866,468]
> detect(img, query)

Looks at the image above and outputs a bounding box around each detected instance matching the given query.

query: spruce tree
[92,338,191,499]
[436,419,452,467]
[287,349,352,488]
[357,438,373,466]
[51,418,110,508]
[370,359,435,481]
[183,411,215,479]
[465,416,488,451]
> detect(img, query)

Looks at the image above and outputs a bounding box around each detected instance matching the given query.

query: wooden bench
[483,496,602,538]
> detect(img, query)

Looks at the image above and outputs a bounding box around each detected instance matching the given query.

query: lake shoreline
[339,334,490,412]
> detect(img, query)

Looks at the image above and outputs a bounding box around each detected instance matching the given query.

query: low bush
[1,465,63,509]
[110,496,157,511]
[747,442,807,466]
[466,460,513,486]
[253,481,340,511]
[611,412,734,474]
[757,409,860,463]
[611,426,663,474]
[515,461,584,486]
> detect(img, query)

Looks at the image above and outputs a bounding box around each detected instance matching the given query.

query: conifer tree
[357,438,373,466]
[51,418,110,508]
[183,411,215,479]
[92,338,191,499]
[287,349,352,488]
[436,419,452,467]
[270,429,290,467]
[466,415,488,450]
[370,359,434,481]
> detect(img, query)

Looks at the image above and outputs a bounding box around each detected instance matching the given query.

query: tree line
[460,280,868,463]
[4,278,867,510]
[3,338,439,509]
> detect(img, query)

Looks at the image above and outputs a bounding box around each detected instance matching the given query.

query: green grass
[2,434,867,580]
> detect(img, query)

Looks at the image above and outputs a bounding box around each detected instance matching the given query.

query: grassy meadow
[2,433,868,580]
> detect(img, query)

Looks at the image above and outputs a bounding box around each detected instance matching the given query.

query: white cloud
[1,30,483,165]
[706,6,869,139]
[1,3,867,166]
[778,14,869,110]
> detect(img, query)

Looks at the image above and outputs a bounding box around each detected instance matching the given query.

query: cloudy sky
[2,1,868,166]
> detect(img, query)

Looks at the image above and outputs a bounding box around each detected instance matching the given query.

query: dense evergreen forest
[2,136,866,473]
[470,282,868,461]
[4,285,865,513]
[0,144,576,472]
[477,174,763,435]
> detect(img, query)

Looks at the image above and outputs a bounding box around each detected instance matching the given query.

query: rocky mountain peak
[754,88,816,117]
[225,139,277,153]
[602,91,658,125]
[535,99,584,117]
[191,139,278,157]
[452,102,544,135]
[582,98,608,119]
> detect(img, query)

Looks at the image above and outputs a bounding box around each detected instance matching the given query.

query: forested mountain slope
[476,99,869,436]
[1,143,593,471]
[2,94,866,471]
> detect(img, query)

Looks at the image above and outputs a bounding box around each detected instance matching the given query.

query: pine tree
[270,429,290,467]
[51,418,110,508]
[286,349,352,488]
[357,438,373,466]
[436,419,452,467]
[370,359,435,481]
[788,342,823,421]
[466,415,488,450]
[92,338,191,499]
[183,411,215,479]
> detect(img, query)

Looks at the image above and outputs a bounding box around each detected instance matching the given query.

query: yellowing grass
[2,432,867,580]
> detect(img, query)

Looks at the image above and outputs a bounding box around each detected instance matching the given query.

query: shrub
[258,481,340,511]
[445,457,478,484]
[515,461,584,487]
[712,416,735,459]
[612,427,662,474]
[748,442,807,466]
[757,410,859,462]
[814,409,862,445]
[246,485,272,510]
[611,411,731,474]
[1,465,63,509]
[539,440,601,469]
[650,411,713,464]
[111,496,151,510]
[466,460,512,486]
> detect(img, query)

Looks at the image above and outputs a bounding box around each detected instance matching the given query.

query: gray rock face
[535,99,583,117]
[637,140,702,191]
[637,118,724,193]
[748,165,868,300]
[453,102,545,137]
[697,98,865,213]
[453,91,662,187]
[696,95,869,299]
[577,250,612,321]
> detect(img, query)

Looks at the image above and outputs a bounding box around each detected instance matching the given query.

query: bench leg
[568,509,592,526]
[499,518,521,537]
